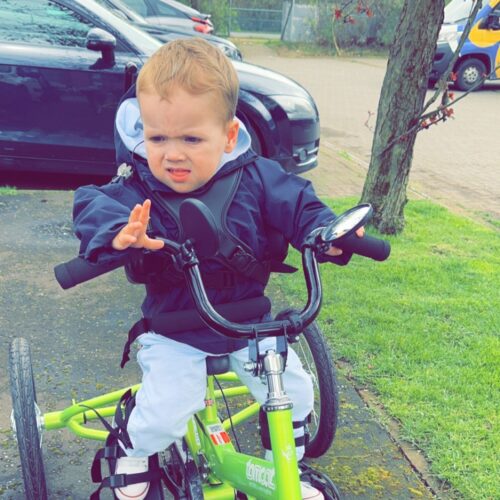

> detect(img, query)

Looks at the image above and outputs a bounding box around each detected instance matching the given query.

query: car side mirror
[86,28,116,66]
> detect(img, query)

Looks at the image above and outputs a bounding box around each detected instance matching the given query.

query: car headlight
[271,95,317,121]
[213,42,242,61]
[437,30,461,44]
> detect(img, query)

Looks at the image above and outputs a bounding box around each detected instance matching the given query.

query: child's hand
[325,226,365,257]
[112,199,164,251]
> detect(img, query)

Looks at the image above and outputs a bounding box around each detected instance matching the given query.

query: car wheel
[245,121,263,156]
[455,58,486,91]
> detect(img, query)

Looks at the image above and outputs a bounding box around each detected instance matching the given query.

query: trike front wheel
[9,337,47,500]
[295,321,339,458]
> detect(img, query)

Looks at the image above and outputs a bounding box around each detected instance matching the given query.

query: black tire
[455,58,486,91]
[8,337,47,500]
[294,321,339,458]
[246,121,263,156]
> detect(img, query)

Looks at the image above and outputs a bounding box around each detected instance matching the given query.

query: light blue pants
[125,333,314,458]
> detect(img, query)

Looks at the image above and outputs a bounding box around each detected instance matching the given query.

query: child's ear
[224,119,240,153]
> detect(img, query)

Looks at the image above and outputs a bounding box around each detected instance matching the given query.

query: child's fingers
[122,221,142,236]
[120,234,138,246]
[139,199,151,228]
[128,204,142,224]
[112,232,137,250]
[326,246,343,257]
[143,236,165,251]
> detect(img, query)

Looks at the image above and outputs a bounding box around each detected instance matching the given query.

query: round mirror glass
[320,204,372,243]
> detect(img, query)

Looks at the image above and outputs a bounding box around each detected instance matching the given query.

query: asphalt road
[241,42,500,221]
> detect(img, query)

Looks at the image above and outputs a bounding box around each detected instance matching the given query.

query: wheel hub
[463,66,480,84]
[10,403,44,447]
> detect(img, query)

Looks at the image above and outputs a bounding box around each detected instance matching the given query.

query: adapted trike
[9,201,390,499]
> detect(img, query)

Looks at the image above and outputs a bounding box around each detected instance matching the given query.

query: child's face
[139,87,239,193]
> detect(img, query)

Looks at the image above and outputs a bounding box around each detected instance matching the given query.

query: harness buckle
[109,473,127,488]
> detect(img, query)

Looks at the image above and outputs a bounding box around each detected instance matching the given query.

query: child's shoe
[300,479,325,499]
[114,456,150,500]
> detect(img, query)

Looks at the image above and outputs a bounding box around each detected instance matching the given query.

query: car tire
[9,338,48,500]
[455,58,486,91]
[245,121,263,156]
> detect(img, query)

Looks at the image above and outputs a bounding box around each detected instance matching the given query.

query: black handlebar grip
[336,233,391,262]
[54,255,133,290]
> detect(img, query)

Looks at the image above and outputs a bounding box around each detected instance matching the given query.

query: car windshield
[94,0,149,24]
[444,0,478,24]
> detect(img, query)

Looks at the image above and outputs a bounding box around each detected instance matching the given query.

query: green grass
[274,199,499,499]
[264,39,388,58]
[0,186,17,195]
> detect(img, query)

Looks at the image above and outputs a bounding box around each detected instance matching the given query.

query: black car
[0,0,320,177]
[95,0,242,60]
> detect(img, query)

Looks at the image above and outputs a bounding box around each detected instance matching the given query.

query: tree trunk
[360,0,445,234]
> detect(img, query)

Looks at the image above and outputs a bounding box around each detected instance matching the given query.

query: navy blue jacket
[73,132,338,354]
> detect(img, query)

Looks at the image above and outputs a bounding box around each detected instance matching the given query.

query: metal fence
[229,6,282,33]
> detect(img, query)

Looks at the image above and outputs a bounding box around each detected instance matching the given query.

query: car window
[0,0,134,52]
[120,0,149,17]
[154,1,184,18]
[0,0,94,47]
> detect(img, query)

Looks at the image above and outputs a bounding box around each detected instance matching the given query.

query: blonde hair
[137,38,239,123]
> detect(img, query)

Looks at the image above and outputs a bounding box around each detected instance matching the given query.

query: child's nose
[163,140,185,161]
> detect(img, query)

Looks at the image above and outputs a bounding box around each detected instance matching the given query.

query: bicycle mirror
[320,204,373,244]
[179,199,220,258]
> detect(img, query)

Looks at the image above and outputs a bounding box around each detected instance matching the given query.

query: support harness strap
[121,296,272,367]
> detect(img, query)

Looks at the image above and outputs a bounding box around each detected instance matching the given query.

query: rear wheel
[293,321,339,458]
[9,337,47,500]
[455,58,486,91]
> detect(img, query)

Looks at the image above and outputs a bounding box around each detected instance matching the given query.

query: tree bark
[360,0,445,234]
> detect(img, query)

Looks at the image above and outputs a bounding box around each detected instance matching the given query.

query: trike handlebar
[54,207,390,338]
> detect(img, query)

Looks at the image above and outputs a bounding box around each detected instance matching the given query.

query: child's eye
[184,136,202,144]
[149,136,166,144]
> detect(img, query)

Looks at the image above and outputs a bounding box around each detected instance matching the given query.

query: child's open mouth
[167,168,190,181]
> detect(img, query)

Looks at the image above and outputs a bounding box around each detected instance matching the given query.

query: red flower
[448,92,455,100]
[366,8,374,17]
[421,120,429,128]
[334,9,342,20]
[450,72,457,82]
